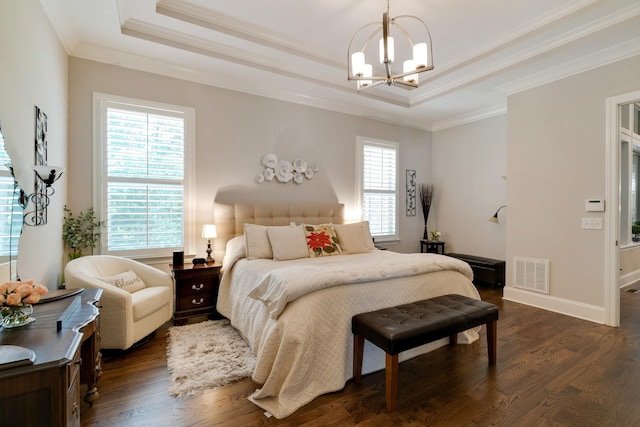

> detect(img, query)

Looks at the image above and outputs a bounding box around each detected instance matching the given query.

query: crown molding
[39,0,75,53]
[431,104,507,132]
[71,43,432,132]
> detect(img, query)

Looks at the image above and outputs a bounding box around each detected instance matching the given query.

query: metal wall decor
[32,106,48,225]
[256,153,318,184]
[406,169,416,216]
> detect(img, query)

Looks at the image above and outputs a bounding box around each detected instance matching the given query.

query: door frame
[605,90,640,327]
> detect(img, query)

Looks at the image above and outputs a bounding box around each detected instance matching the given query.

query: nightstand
[171,263,222,325]
[420,239,445,255]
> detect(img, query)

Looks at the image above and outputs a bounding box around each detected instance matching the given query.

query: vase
[423,225,429,240]
[1,304,35,328]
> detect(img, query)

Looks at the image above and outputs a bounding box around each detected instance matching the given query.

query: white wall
[0,0,68,288]
[68,58,432,256]
[432,115,507,259]
[505,54,640,321]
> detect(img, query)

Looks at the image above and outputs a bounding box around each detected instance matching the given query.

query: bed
[213,201,481,419]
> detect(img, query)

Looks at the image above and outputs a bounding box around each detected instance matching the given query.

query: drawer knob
[191,283,204,291]
[192,297,204,305]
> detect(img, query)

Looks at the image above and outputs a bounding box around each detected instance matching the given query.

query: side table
[171,263,222,325]
[420,240,445,255]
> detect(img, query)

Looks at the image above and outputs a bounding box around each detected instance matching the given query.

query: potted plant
[633,221,640,242]
[62,205,104,260]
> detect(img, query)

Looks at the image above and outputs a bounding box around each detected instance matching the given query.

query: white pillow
[244,223,273,260]
[334,221,376,254]
[267,225,309,261]
[100,270,146,293]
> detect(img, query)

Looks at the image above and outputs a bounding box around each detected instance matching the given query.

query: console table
[0,288,102,427]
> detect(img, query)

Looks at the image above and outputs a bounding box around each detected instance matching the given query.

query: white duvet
[217,239,481,419]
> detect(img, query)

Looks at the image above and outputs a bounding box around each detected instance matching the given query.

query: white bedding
[217,239,481,419]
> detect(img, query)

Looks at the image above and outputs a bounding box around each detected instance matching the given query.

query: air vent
[513,257,549,294]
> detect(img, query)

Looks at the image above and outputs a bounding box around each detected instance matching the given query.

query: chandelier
[347,0,434,92]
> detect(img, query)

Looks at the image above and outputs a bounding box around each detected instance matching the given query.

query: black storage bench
[446,253,506,288]
[352,294,499,412]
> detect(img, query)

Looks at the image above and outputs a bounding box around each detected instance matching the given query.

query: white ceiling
[42,0,640,131]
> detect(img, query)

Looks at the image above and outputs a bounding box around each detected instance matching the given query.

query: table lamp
[202,224,217,263]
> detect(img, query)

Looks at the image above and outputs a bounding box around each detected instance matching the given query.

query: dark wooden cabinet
[0,288,102,427]
[171,263,222,325]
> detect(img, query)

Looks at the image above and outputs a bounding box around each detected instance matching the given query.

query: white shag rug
[167,319,257,398]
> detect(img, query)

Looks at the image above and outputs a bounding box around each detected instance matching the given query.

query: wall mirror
[0,122,21,281]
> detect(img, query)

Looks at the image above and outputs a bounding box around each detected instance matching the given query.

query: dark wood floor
[80,287,640,426]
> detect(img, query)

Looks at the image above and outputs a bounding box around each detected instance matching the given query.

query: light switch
[582,217,602,229]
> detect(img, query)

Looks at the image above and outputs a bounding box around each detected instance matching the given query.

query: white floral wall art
[256,153,318,184]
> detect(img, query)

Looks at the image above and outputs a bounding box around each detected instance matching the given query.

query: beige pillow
[303,224,343,257]
[267,225,309,261]
[100,270,146,293]
[334,221,376,254]
[244,223,273,260]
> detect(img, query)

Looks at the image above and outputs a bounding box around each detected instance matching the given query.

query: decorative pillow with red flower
[303,224,343,257]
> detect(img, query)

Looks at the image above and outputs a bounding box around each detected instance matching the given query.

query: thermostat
[585,199,605,212]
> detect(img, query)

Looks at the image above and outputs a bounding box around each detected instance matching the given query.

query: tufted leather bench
[352,294,499,411]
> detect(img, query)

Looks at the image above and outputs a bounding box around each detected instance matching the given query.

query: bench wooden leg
[449,333,458,346]
[486,320,497,365]
[385,353,398,412]
[353,334,364,383]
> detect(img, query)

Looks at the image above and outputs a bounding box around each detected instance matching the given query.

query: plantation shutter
[360,139,398,240]
[105,105,185,253]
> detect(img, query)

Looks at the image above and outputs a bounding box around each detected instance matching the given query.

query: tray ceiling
[42,0,640,130]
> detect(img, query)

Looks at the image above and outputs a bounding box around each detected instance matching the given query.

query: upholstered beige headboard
[212,202,344,263]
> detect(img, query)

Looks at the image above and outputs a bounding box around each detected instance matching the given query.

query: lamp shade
[201,224,217,239]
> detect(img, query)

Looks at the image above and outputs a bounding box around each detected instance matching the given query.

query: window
[0,129,20,258]
[94,94,195,258]
[356,136,399,241]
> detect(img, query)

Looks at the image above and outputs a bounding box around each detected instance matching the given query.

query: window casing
[94,93,195,258]
[356,136,399,241]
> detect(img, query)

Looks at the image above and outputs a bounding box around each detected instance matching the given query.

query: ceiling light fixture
[348,0,433,92]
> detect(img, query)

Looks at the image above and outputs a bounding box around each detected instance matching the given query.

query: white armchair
[64,255,173,350]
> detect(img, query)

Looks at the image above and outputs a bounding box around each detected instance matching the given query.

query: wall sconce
[201,224,217,264]
[488,205,506,224]
[20,165,65,226]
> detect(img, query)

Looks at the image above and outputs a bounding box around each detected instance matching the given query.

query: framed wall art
[406,169,416,216]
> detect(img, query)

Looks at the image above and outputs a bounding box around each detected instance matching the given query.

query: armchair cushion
[131,286,172,321]
[100,269,146,293]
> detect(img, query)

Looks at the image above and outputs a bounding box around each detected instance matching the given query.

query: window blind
[360,140,398,239]
[104,105,185,253]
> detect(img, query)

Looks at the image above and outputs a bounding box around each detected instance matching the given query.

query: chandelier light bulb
[403,60,418,83]
[379,36,394,64]
[413,43,428,68]
[351,52,365,75]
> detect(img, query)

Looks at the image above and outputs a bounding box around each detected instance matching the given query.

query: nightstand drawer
[177,277,215,296]
[176,292,214,311]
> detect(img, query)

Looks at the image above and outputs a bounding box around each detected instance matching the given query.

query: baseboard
[502,286,605,324]
[619,269,640,290]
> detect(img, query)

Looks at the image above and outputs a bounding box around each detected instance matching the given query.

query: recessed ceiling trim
[156,0,342,70]
[499,36,640,96]
[121,19,412,108]
[411,2,640,108]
